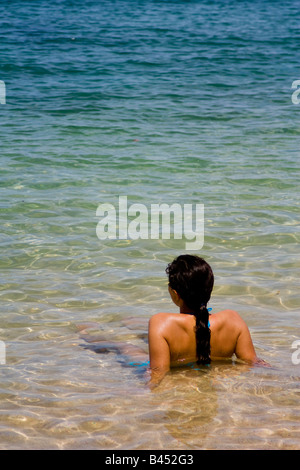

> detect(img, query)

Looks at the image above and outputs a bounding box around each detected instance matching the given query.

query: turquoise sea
[0,0,299,449]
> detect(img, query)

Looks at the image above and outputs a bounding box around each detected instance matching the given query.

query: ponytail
[194,304,211,365]
[166,255,214,366]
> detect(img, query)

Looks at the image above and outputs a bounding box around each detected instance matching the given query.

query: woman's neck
[179,305,194,314]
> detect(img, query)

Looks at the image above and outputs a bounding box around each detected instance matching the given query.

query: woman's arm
[235,320,258,364]
[148,313,171,388]
[234,318,270,366]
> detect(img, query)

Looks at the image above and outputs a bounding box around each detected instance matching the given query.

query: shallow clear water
[0,0,299,449]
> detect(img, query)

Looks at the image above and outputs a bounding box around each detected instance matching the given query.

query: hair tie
[200,304,212,312]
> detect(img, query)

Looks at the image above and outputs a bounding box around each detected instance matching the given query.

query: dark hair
[166,254,214,365]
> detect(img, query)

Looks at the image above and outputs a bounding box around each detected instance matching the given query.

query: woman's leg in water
[76,323,149,364]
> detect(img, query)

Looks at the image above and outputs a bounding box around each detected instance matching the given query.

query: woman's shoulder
[149,312,179,325]
[214,309,240,319]
[149,312,187,333]
[211,309,249,331]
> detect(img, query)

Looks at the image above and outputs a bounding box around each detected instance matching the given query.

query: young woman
[78,254,268,388]
[148,254,267,387]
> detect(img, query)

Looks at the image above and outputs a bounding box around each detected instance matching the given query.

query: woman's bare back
[148,309,258,371]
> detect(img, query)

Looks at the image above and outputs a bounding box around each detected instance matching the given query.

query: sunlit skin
[148,285,267,388]
[78,279,269,389]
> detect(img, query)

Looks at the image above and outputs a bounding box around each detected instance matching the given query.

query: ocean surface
[0,0,299,450]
